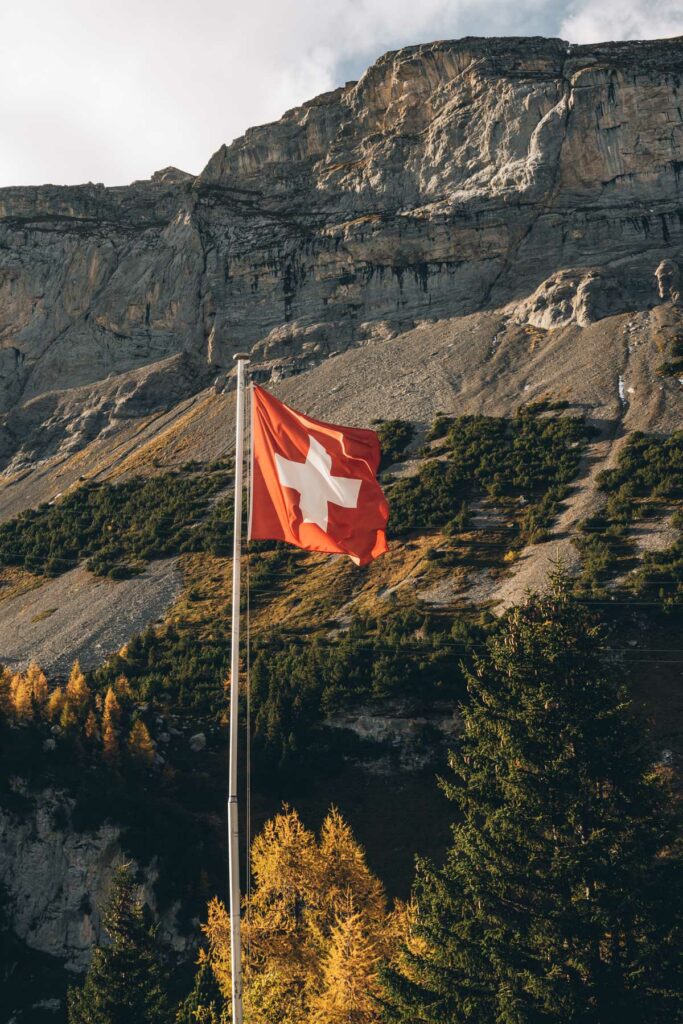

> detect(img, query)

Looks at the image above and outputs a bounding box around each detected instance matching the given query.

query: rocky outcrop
[0,786,188,972]
[1,36,682,472]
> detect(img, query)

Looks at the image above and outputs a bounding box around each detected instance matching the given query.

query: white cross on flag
[249,385,389,565]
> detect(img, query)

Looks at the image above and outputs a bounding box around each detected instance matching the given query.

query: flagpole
[229,352,249,1024]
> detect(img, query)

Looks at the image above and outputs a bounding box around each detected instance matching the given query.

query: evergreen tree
[176,956,226,1024]
[383,575,682,1024]
[68,865,172,1024]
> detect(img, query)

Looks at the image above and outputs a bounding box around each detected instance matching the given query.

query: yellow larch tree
[310,911,383,1024]
[65,660,91,717]
[315,808,387,932]
[199,807,399,1024]
[127,719,155,766]
[0,667,13,717]
[60,698,79,733]
[46,686,65,723]
[102,687,121,763]
[114,674,132,701]
[84,707,100,745]
[25,661,49,716]
[11,672,34,721]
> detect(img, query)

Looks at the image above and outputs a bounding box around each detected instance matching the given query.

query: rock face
[1,36,682,472]
[0,787,187,972]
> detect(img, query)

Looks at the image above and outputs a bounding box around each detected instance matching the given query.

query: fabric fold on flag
[249,385,389,565]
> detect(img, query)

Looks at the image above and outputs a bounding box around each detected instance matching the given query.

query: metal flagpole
[229,352,250,1024]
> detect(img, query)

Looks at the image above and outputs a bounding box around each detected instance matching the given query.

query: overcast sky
[1,0,682,188]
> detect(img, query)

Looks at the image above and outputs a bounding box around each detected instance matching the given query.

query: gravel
[0,559,182,676]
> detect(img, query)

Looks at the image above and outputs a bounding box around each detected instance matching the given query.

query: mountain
[1,34,682,1021]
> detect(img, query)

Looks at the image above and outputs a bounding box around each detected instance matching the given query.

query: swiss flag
[249,385,389,565]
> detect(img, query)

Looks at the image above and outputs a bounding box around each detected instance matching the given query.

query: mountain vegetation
[382,576,683,1023]
[2,31,683,1024]
[50,580,682,1024]
[0,464,231,579]
[198,808,397,1024]
[574,430,683,600]
[387,405,588,542]
[67,866,173,1024]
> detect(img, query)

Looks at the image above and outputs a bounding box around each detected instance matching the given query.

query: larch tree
[46,685,65,723]
[67,865,172,1024]
[0,667,12,717]
[84,708,100,746]
[102,687,121,763]
[195,808,399,1024]
[25,661,49,715]
[65,660,91,717]
[382,574,683,1024]
[311,911,383,1024]
[10,672,33,721]
[128,719,156,766]
[114,674,132,700]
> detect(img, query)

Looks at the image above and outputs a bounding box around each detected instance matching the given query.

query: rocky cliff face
[1,35,682,475]
[0,786,188,972]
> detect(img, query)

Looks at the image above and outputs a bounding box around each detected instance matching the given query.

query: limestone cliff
[1,35,682,476]
[0,786,188,972]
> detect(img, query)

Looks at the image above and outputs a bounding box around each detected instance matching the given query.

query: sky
[1,0,682,188]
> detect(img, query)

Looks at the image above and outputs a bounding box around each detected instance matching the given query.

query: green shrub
[373,419,415,468]
[388,410,587,537]
[0,469,230,578]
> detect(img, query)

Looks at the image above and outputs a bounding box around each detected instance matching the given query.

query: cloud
[0,0,681,187]
[560,0,683,43]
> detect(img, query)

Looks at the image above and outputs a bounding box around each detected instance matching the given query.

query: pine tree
[67,865,172,1024]
[382,575,682,1024]
[128,719,155,766]
[102,687,121,763]
[175,956,226,1024]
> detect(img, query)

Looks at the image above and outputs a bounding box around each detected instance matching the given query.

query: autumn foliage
[191,807,402,1024]
[0,659,155,767]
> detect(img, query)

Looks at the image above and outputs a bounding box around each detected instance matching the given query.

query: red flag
[249,385,389,565]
